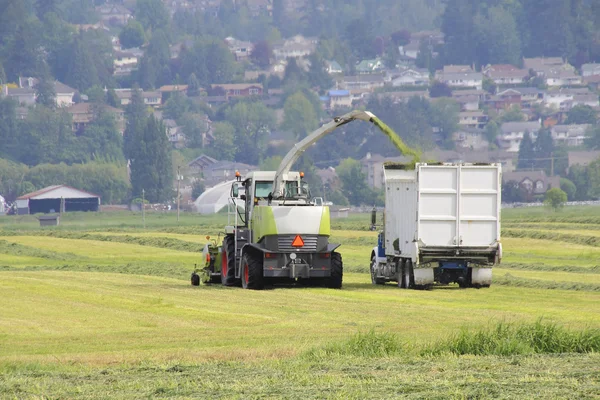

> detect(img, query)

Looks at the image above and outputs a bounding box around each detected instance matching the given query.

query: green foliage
[186,73,201,97]
[180,112,208,149]
[560,178,576,201]
[566,105,597,125]
[336,158,377,206]
[517,132,534,170]
[65,34,100,92]
[473,6,522,67]
[223,101,275,165]
[259,156,283,171]
[135,0,170,31]
[130,116,173,203]
[163,92,189,121]
[305,330,404,359]
[305,52,333,92]
[584,125,600,150]
[544,188,568,211]
[429,81,452,98]
[250,40,272,69]
[207,121,236,161]
[282,92,318,138]
[191,180,205,200]
[123,86,148,161]
[119,20,146,49]
[178,38,236,88]
[424,320,600,356]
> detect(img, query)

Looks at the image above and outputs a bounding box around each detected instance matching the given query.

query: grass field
[1,207,600,398]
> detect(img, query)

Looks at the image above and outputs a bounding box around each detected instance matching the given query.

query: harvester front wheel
[221,236,238,286]
[241,252,264,290]
[326,252,343,289]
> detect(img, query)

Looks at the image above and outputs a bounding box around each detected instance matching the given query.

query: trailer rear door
[417,164,500,248]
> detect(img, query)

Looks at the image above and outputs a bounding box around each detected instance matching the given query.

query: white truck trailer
[370,162,502,289]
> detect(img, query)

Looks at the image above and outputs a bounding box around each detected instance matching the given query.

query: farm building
[194,180,238,214]
[16,185,101,215]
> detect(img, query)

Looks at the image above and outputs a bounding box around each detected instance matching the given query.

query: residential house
[272,35,317,60]
[67,103,125,134]
[458,111,488,129]
[17,77,75,107]
[523,57,571,75]
[210,83,263,98]
[584,75,600,91]
[389,68,430,87]
[551,124,591,147]
[326,60,343,74]
[440,65,474,74]
[224,37,254,61]
[567,150,600,172]
[487,89,522,111]
[203,161,258,186]
[316,167,339,190]
[114,88,162,107]
[375,91,429,104]
[95,3,132,26]
[513,87,544,107]
[327,90,352,109]
[158,84,189,102]
[543,88,593,110]
[355,58,384,74]
[483,64,529,86]
[3,86,35,105]
[398,40,420,60]
[438,72,483,90]
[54,81,76,107]
[164,119,185,148]
[581,63,600,77]
[339,75,385,92]
[502,170,560,195]
[452,89,488,102]
[455,95,480,111]
[113,48,143,76]
[452,128,489,151]
[545,70,582,87]
[571,94,600,108]
[188,154,218,175]
[498,121,542,152]
[361,153,413,189]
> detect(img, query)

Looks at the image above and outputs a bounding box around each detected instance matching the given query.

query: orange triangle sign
[291,235,304,247]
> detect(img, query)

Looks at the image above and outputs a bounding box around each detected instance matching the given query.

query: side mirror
[371,208,377,226]
[232,183,239,198]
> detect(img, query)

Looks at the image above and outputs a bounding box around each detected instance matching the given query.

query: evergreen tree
[534,129,555,174]
[107,88,120,108]
[5,22,41,81]
[186,73,201,96]
[130,115,172,203]
[517,132,535,170]
[35,64,57,108]
[0,61,6,84]
[119,20,146,49]
[65,34,100,92]
[123,86,147,161]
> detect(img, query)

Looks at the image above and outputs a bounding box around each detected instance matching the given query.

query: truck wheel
[370,255,385,285]
[221,236,238,287]
[403,259,414,289]
[241,252,264,290]
[326,252,343,289]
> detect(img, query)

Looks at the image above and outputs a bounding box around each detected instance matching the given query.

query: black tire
[326,252,343,289]
[241,252,264,290]
[370,254,385,285]
[397,259,406,288]
[191,272,200,286]
[402,259,414,289]
[221,235,238,287]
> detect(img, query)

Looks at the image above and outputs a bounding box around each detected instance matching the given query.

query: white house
[390,68,430,87]
[458,111,488,129]
[545,70,583,87]
[438,72,483,90]
[581,63,600,77]
[327,90,352,109]
[114,88,161,107]
[483,65,529,85]
[551,124,591,147]
[497,121,541,152]
[326,60,343,74]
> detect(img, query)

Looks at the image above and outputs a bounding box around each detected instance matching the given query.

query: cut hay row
[493,273,600,292]
[502,229,600,248]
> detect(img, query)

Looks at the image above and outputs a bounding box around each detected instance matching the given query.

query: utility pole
[177,165,181,222]
[142,188,145,229]
[550,152,554,176]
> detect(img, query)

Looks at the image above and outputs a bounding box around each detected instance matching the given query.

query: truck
[370,162,502,289]
[192,110,413,290]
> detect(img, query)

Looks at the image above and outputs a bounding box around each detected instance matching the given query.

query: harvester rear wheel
[326,252,343,289]
[241,252,264,290]
[221,235,238,286]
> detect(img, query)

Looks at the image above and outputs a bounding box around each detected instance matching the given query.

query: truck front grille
[278,235,318,252]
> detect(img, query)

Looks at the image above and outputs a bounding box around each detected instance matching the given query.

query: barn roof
[17,185,100,200]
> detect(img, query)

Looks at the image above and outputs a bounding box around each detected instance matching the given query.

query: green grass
[1,206,600,398]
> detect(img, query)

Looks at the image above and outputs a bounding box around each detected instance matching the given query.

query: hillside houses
[497,121,542,152]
